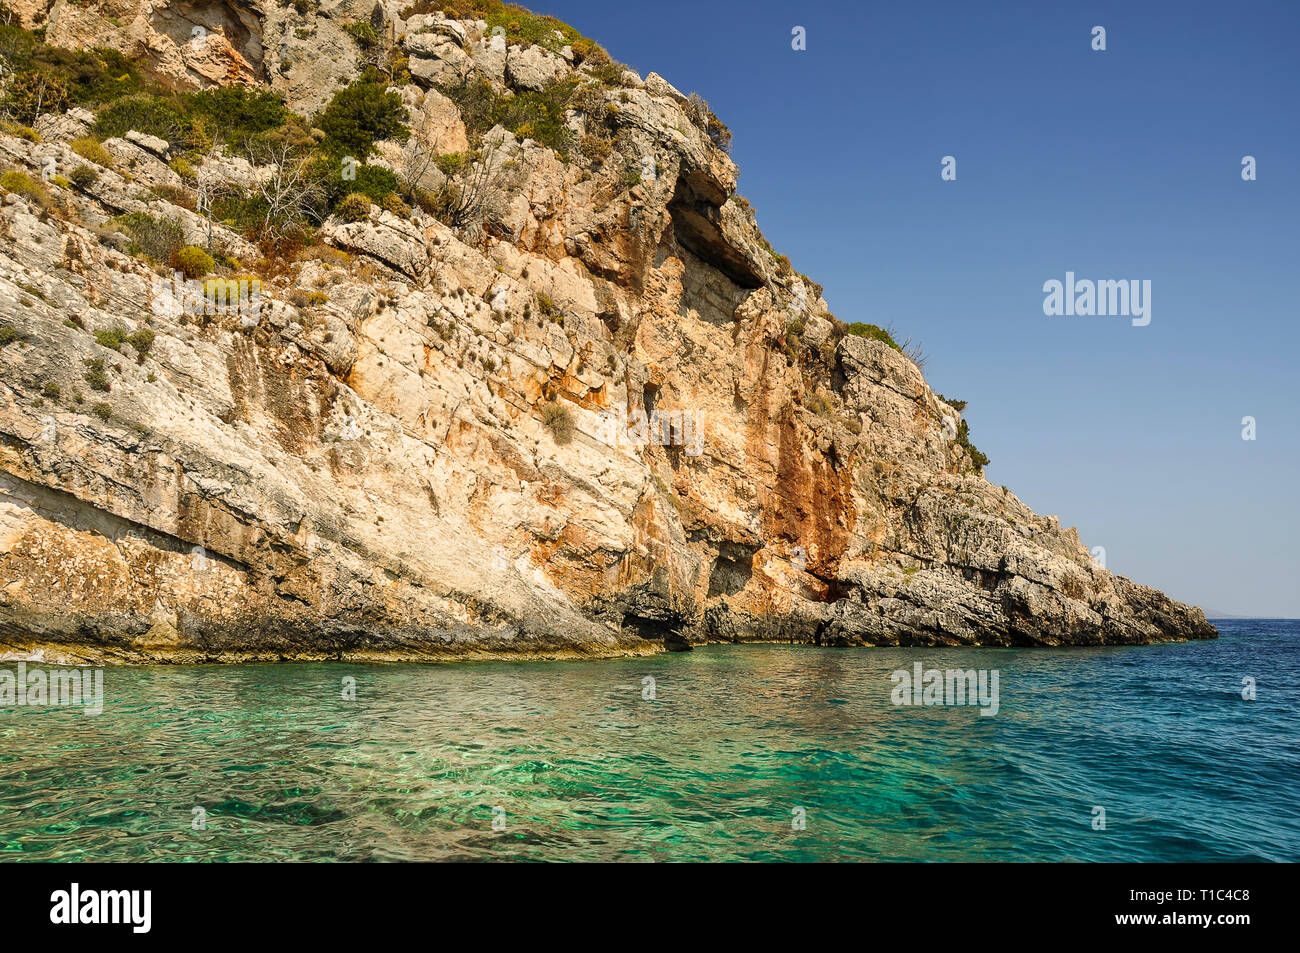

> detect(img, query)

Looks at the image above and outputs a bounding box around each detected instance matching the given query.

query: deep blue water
[0,619,1296,861]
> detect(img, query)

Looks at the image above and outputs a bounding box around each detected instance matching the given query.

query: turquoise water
[1,619,1297,861]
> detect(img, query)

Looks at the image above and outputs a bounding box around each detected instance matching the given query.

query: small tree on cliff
[316,81,409,159]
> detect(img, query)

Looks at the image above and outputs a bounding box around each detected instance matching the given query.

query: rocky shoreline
[0,1,1216,661]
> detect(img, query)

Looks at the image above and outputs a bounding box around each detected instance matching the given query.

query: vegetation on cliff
[0,3,992,476]
[400,0,612,63]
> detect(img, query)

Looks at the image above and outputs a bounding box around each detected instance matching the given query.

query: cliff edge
[0,0,1216,661]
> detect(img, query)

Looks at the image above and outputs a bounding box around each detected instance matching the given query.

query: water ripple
[0,619,1296,861]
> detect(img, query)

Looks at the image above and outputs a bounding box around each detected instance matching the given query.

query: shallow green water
[1,621,1297,861]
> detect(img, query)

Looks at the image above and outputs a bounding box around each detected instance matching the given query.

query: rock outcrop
[0,1,1216,662]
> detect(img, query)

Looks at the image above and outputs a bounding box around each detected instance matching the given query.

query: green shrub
[209,193,273,234]
[805,391,833,416]
[42,381,60,399]
[956,419,990,472]
[0,170,27,192]
[95,87,281,155]
[290,289,330,307]
[0,29,145,110]
[326,162,398,207]
[935,393,967,412]
[846,322,901,351]
[413,188,439,214]
[0,326,16,346]
[127,328,155,361]
[588,61,631,88]
[579,133,611,164]
[434,152,471,176]
[486,5,580,54]
[183,85,288,144]
[0,119,41,141]
[91,402,112,421]
[83,358,110,391]
[380,192,411,217]
[569,36,612,68]
[336,192,372,222]
[14,279,44,301]
[343,20,380,47]
[93,94,204,151]
[316,81,409,158]
[70,136,114,167]
[541,400,575,444]
[93,327,127,351]
[489,77,580,157]
[170,245,214,279]
[437,76,499,139]
[442,73,587,157]
[0,69,69,123]
[685,92,732,152]
[706,115,732,151]
[569,84,604,120]
[152,183,195,211]
[112,213,184,262]
[0,169,53,208]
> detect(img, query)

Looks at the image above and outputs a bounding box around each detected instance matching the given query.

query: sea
[1,619,1295,861]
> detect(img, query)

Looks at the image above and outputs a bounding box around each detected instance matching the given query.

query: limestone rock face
[407,36,473,88]
[413,88,470,154]
[10,0,268,88]
[0,2,1216,662]
[504,44,569,91]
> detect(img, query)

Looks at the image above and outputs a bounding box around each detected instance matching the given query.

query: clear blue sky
[540,0,1300,617]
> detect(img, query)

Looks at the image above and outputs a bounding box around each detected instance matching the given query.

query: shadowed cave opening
[707,543,756,598]
[668,171,761,290]
[621,613,691,651]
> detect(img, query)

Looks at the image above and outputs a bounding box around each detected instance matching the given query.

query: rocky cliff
[0,0,1215,662]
